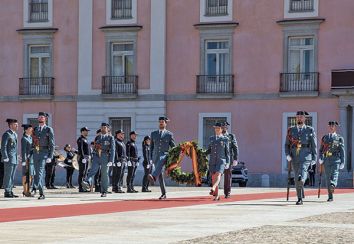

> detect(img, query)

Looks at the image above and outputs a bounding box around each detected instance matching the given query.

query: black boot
[296,198,303,205]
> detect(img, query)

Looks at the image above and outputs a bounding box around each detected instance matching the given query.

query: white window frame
[23,113,53,127]
[284,0,319,19]
[111,42,135,76]
[287,36,315,73]
[281,112,317,173]
[23,0,53,28]
[200,0,233,23]
[198,112,232,147]
[29,45,51,77]
[205,40,230,76]
[106,0,137,25]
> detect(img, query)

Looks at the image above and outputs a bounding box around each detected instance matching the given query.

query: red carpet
[0,188,353,223]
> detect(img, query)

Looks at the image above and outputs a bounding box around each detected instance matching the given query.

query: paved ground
[0,186,353,244]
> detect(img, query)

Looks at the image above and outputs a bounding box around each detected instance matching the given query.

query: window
[202,117,227,148]
[205,0,228,16]
[290,0,314,12]
[205,41,230,76]
[111,0,132,19]
[29,0,48,22]
[27,118,39,128]
[287,116,313,128]
[29,45,51,78]
[288,37,314,74]
[111,43,134,77]
[109,117,131,143]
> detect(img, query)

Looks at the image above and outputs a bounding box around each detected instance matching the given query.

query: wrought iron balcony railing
[196,75,234,95]
[280,72,319,92]
[19,77,54,96]
[102,75,138,95]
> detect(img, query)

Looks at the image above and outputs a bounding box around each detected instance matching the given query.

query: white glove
[286,155,292,162]
[22,162,26,166]
[3,158,9,163]
[117,162,122,167]
[107,162,113,167]
[68,160,72,163]
[46,158,52,163]
[319,159,324,165]
[136,163,139,167]
[146,164,150,169]
[127,161,132,167]
[232,160,238,166]
[82,159,87,164]
[225,163,230,170]
[339,163,345,170]
[149,160,153,164]
[311,160,316,166]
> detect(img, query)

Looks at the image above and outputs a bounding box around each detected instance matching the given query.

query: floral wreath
[165,141,208,186]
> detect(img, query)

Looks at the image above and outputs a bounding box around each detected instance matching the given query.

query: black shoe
[38,194,45,200]
[79,188,88,193]
[327,197,333,202]
[81,181,90,191]
[296,199,303,205]
[69,185,75,189]
[4,192,13,198]
[11,192,19,198]
[132,189,138,193]
[51,185,58,189]
[127,189,135,193]
[159,194,166,200]
[101,192,107,197]
[225,194,231,199]
[117,189,125,193]
[46,185,52,189]
[142,189,152,192]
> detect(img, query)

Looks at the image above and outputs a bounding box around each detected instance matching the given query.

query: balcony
[102,75,138,99]
[29,2,48,22]
[196,75,234,98]
[331,69,354,96]
[280,72,319,97]
[205,0,228,16]
[289,0,314,12]
[111,0,132,19]
[19,77,54,99]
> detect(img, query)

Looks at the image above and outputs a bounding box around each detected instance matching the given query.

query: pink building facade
[1,0,354,186]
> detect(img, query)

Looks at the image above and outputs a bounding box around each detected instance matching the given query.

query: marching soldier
[142,135,152,192]
[21,124,35,197]
[319,121,345,202]
[148,117,176,200]
[221,121,239,198]
[285,111,317,205]
[77,127,91,192]
[1,119,19,198]
[126,131,139,193]
[82,123,115,197]
[112,130,127,193]
[206,122,230,201]
[32,112,55,200]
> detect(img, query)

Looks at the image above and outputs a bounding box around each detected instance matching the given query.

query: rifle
[286,160,292,201]
[318,163,323,198]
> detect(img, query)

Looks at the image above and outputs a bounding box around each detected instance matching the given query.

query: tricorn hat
[158,116,170,122]
[115,129,125,135]
[38,112,49,117]
[328,121,339,126]
[101,122,110,127]
[296,111,309,116]
[6,118,17,124]
[80,126,90,132]
[213,122,223,128]
[21,124,32,130]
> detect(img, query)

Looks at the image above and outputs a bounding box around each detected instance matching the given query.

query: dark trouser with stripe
[112,164,124,190]
[127,166,137,190]
[78,160,88,190]
[142,164,152,190]
[224,167,232,196]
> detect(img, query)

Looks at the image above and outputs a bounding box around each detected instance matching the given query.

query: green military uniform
[1,119,19,198]
[285,112,317,205]
[319,121,345,201]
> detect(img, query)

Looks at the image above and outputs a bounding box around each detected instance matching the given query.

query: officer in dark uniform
[221,121,239,198]
[148,117,176,200]
[126,131,139,193]
[33,112,55,200]
[1,118,19,198]
[94,129,101,192]
[319,121,345,202]
[77,127,91,192]
[0,149,3,189]
[142,135,152,192]
[112,129,127,193]
[64,144,76,188]
[45,152,57,189]
[285,111,317,205]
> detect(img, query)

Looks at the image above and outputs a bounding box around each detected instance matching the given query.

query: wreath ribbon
[166,141,201,186]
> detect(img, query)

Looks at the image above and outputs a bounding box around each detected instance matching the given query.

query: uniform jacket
[77,135,90,159]
[150,130,176,162]
[285,125,317,162]
[33,125,55,159]
[206,135,230,165]
[64,151,75,166]
[224,132,239,161]
[142,143,151,167]
[126,140,138,162]
[1,130,18,165]
[21,134,33,163]
[115,139,127,162]
[93,133,115,162]
[319,133,345,165]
